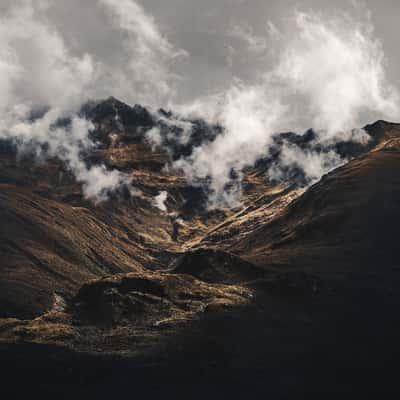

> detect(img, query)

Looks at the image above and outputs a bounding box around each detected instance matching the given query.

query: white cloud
[0,0,95,112]
[174,84,287,207]
[146,127,163,150]
[1,107,131,202]
[276,11,399,137]
[173,10,400,207]
[0,0,185,202]
[267,144,345,184]
[98,0,188,106]
[153,191,168,212]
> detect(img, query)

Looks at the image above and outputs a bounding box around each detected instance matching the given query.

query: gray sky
[3,0,395,107]
[140,0,400,101]
[2,0,399,132]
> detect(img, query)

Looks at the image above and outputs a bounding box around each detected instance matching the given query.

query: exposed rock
[72,271,252,328]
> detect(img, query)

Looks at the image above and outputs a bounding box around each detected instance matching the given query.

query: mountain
[1,96,322,319]
[197,120,400,274]
[1,99,400,398]
[0,98,231,318]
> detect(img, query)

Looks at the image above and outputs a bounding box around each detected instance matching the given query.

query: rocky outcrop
[72,271,252,328]
[170,249,263,284]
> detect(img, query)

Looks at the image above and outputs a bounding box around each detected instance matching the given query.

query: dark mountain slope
[0,184,155,318]
[202,122,400,276]
[170,248,264,284]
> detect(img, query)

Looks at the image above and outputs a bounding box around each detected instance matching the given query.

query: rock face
[72,271,251,328]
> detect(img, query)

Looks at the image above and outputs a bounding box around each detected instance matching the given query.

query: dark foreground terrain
[1,99,400,398]
[3,280,400,399]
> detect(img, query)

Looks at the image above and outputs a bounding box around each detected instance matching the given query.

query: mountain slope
[2,102,400,398]
[0,98,270,318]
[200,121,400,276]
[1,97,399,347]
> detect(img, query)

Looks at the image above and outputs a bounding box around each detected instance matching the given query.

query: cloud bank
[173,10,400,207]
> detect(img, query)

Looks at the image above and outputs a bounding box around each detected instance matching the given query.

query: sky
[1,0,400,206]
[132,0,400,104]
[10,0,396,106]
[1,0,399,108]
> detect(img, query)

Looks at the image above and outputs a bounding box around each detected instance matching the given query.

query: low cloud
[0,0,185,202]
[1,106,131,202]
[267,143,344,184]
[173,10,400,207]
[174,85,287,207]
[153,191,168,212]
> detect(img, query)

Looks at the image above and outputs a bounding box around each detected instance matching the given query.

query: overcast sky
[23,0,398,105]
[140,0,400,101]
[0,0,397,108]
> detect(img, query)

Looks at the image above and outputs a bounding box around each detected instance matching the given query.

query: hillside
[1,100,400,398]
[0,97,280,319]
[198,121,400,276]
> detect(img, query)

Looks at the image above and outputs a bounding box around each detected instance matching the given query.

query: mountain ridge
[0,96,399,354]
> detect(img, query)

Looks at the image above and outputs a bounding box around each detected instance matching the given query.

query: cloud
[228,23,268,53]
[267,143,345,184]
[98,0,188,106]
[0,0,95,112]
[153,191,168,212]
[173,9,400,207]
[146,113,195,151]
[146,127,163,150]
[0,0,185,202]
[174,84,287,207]
[276,11,399,137]
[0,0,128,202]
[1,106,132,202]
[0,0,187,108]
